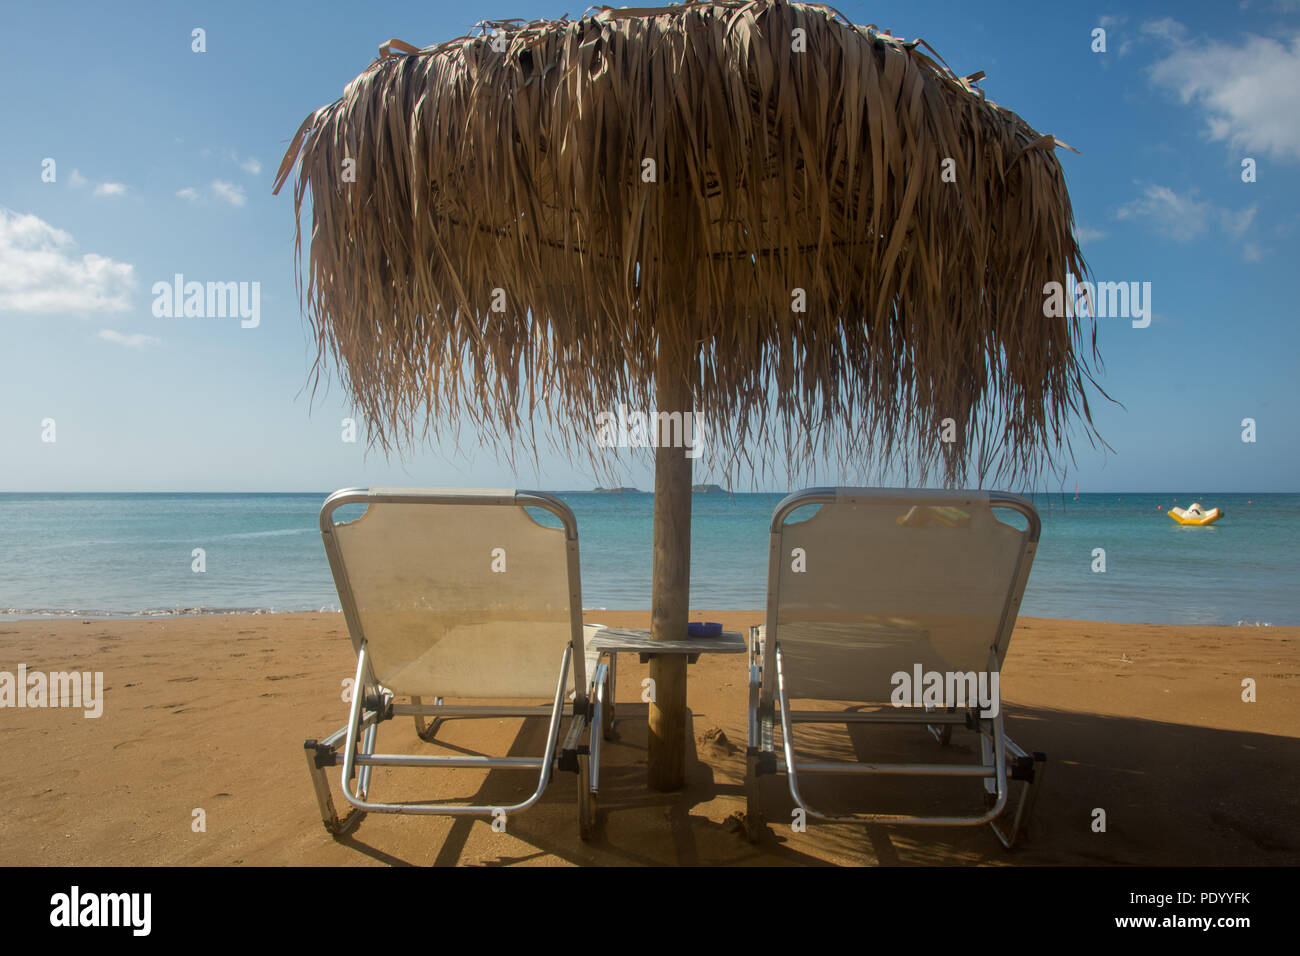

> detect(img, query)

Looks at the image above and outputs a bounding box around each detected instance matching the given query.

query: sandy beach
[2,611,1297,867]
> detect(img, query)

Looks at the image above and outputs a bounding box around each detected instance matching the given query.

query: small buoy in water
[1248,500,1252,504]
[1157,505,1162,510]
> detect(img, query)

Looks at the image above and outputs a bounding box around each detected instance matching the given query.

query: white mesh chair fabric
[325,489,583,699]
[744,488,1044,845]
[770,490,1033,703]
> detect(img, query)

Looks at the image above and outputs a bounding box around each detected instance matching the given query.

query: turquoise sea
[0,492,1296,625]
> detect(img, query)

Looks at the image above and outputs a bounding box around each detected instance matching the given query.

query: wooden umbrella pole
[647,340,693,792]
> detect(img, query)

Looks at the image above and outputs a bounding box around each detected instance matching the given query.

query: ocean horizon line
[2,485,1296,626]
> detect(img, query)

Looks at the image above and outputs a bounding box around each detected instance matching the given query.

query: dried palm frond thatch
[274,0,1102,486]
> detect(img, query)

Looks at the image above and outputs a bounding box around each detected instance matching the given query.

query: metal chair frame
[303,488,607,840]
[746,488,1046,849]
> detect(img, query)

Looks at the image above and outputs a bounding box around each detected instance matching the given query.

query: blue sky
[1,0,1297,493]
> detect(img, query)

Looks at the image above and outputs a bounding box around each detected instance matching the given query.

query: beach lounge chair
[746,488,1046,848]
[303,488,609,840]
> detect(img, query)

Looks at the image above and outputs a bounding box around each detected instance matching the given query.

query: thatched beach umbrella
[275,0,1099,791]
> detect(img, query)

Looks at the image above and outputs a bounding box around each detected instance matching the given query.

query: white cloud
[1148,28,1300,162]
[1096,14,1132,57]
[1116,185,1211,238]
[66,170,128,196]
[1141,17,1189,44]
[210,180,246,207]
[239,157,262,175]
[98,329,160,348]
[0,208,135,315]
[1221,204,1258,238]
[177,180,250,206]
[1115,184,1256,242]
[1075,225,1108,243]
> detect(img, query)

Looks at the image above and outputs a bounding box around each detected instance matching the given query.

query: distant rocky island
[589,484,728,493]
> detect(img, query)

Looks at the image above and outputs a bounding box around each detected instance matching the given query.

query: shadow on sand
[326,701,1300,866]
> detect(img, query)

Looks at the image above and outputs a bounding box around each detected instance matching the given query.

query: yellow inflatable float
[1169,502,1223,526]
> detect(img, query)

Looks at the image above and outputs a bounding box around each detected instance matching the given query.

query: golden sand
[1,612,1296,866]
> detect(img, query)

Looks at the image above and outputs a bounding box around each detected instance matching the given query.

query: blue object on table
[687,621,723,638]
